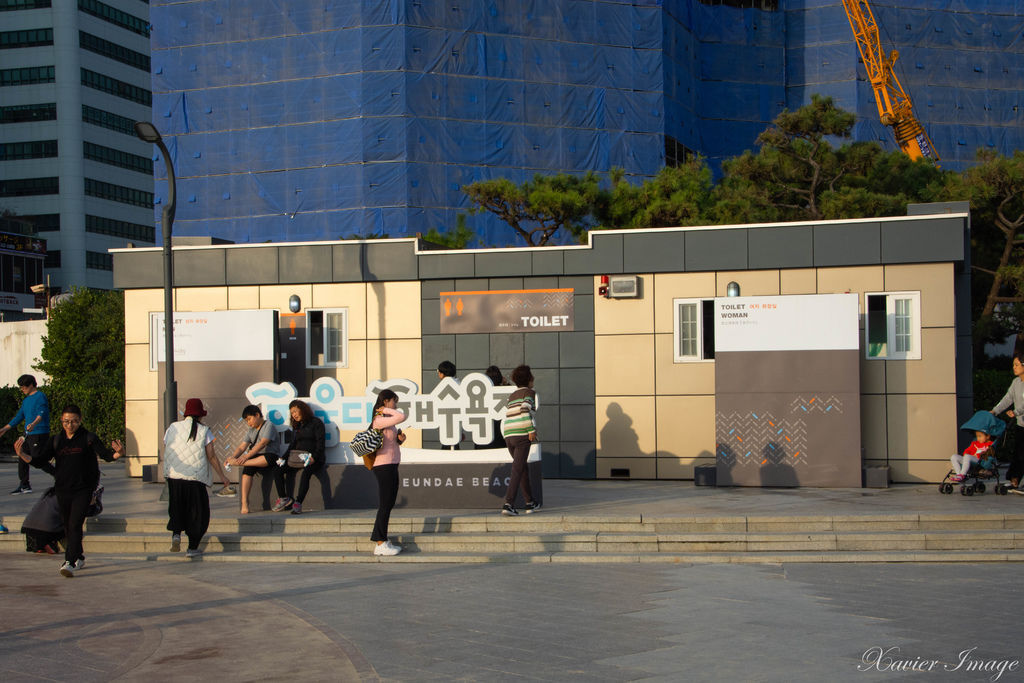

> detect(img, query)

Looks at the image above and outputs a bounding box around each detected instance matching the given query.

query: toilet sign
[440,288,574,334]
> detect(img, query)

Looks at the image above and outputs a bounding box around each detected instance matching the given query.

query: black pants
[284,458,324,504]
[57,487,92,564]
[242,462,287,500]
[371,464,399,542]
[504,435,534,506]
[19,434,46,487]
[166,478,211,550]
[1006,425,1024,484]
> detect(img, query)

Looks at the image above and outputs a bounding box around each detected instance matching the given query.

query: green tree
[462,171,602,246]
[423,214,479,248]
[35,288,125,443]
[597,160,713,230]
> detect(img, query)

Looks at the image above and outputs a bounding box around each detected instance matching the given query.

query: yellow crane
[842,0,939,162]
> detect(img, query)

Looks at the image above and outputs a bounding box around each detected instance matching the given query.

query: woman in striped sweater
[501,365,541,515]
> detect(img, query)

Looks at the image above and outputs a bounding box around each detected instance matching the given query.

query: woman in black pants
[283,399,325,514]
[369,389,406,556]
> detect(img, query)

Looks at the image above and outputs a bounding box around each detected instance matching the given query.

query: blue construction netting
[149,0,1024,247]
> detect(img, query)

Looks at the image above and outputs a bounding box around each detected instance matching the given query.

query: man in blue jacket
[0,374,50,495]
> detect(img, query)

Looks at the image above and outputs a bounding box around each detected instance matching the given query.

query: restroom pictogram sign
[440,288,574,334]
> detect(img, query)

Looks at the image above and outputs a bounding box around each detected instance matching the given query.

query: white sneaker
[170,533,181,552]
[59,561,75,577]
[74,557,85,571]
[373,542,400,556]
[387,539,402,551]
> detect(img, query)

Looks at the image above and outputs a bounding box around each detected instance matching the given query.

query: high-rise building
[0,0,155,291]
[148,1,1022,246]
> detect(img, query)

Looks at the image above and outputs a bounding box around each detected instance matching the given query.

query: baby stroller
[938,411,1010,496]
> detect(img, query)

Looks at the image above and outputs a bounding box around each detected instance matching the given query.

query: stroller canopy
[960,410,1007,439]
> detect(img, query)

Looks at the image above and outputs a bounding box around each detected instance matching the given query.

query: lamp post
[134,121,177,432]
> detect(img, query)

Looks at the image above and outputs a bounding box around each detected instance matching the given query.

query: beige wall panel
[657,456,715,480]
[653,272,716,333]
[594,274,654,334]
[780,268,817,295]
[655,395,717,461]
[314,339,368,394]
[311,283,368,340]
[367,339,422,385]
[259,284,313,313]
[884,327,956,394]
[860,394,888,462]
[125,344,157,401]
[596,457,656,479]
[860,353,886,394]
[815,266,884,312]
[365,281,421,339]
[595,335,655,395]
[124,289,164,344]
[125,399,159,473]
[175,287,227,312]
[886,393,957,467]
[227,286,260,310]
[715,270,780,296]
[653,333,715,395]
[596,396,657,456]
[883,263,955,328]
[888,459,956,484]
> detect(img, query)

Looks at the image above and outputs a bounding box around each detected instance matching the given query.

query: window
[0,140,57,160]
[0,28,53,49]
[84,141,153,174]
[77,0,149,37]
[79,31,150,72]
[673,298,716,362]
[2,102,56,124]
[84,177,153,207]
[86,214,154,242]
[86,250,112,270]
[81,68,152,106]
[82,104,135,136]
[43,249,59,268]
[24,213,59,232]
[0,65,55,86]
[1,0,52,11]
[865,291,921,360]
[0,177,58,196]
[307,308,348,368]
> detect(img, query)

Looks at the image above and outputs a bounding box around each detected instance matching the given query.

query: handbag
[351,423,383,471]
[286,450,312,468]
[86,483,104,518]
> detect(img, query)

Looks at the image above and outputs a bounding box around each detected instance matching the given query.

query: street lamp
[135,121,177,432]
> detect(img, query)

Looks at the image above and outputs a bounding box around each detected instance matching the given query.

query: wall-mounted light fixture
[288,294,301,313]
[598,275,609,298]
[726,281,741,297]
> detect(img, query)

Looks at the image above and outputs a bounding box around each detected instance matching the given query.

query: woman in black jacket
[282,399,325,514]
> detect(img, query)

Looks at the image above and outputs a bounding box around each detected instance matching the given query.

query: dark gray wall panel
[560,368,595,405]
[421,335,455,385]
[455,333,490,372]
[748,226,814,269]
[533,368,560,405]
[421,279,454,299]
[535,405,560,441]
[487,277,524,290]
[174,249,226,286]
[419,252,474,280]
[420,299,441,335]
[559,331,594,368]
[813,223,880,266]
[907,201,969,216]
[524,276,559,289]
[454,278,489,291]
[525,332,560,367]
[332,244,363,282]
[279,245,332,283]
[476,251,531,278]
[555,442,597,478]
[226,247,278,285]
[113,251,162,289]
[559,275,594,295]
[573,294,595,331]
[564,234,623,275]
[560,404,596,441]
[364,242,417,281]
[489,333,525,370]
[623,232,685,273]
[532,249,563,276]
[685,229,747,271]
[881,217,965,264]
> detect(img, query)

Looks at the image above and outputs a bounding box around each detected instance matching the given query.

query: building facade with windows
[0,0,155,291]
[114,209,971,485]
[0,215,46,320]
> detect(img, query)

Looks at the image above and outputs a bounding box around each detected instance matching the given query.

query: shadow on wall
[600,402,644,459]
[759,441,799,488]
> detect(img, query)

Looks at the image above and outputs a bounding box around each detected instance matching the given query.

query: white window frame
[864,291,921,360]
[673,297,715,363]
[306,308,349,368]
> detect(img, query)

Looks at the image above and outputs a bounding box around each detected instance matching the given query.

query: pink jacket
[371,407,406,467]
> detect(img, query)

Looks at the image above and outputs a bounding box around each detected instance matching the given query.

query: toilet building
[114,208,971,485]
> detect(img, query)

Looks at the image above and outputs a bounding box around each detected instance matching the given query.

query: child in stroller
[939,410,1010,496]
